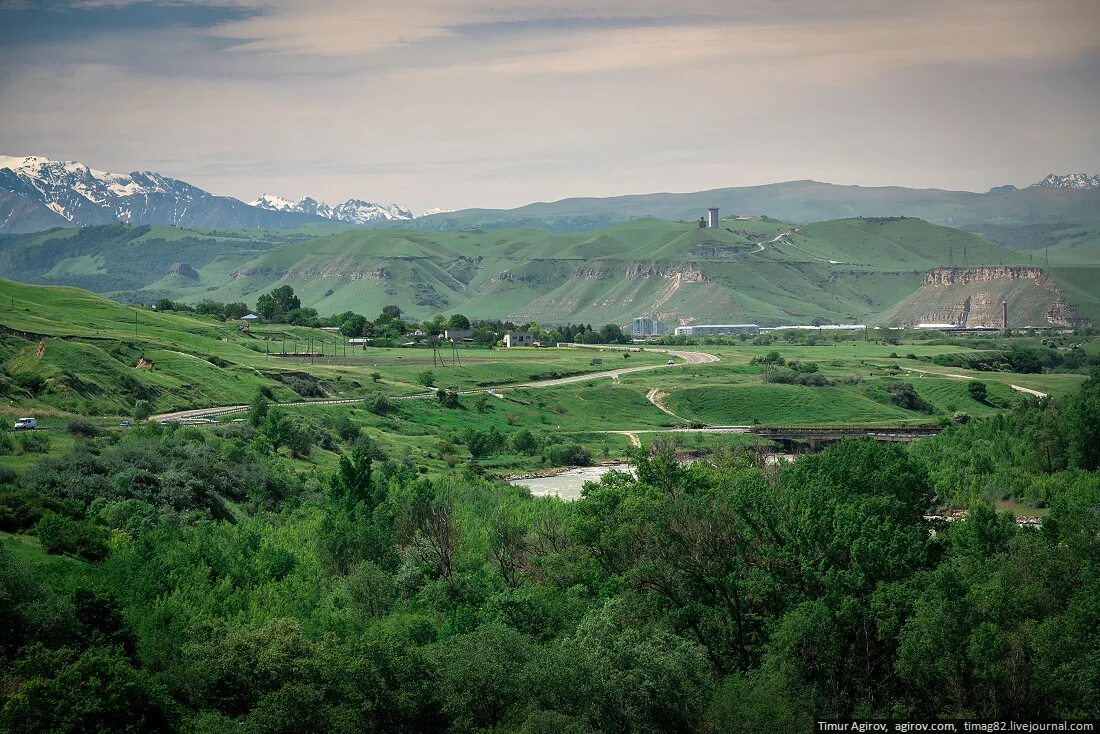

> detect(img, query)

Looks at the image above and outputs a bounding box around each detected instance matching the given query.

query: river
[511,453,798,501]
[510,464,636,501]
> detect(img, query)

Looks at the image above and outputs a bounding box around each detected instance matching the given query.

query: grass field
[1,279,1094,477]
[0,279,669,415]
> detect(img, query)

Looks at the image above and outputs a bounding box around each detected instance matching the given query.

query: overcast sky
[1,0,1098,212]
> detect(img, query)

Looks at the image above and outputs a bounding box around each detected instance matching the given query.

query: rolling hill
[3,216,1094,327]
[408,178,1100,233]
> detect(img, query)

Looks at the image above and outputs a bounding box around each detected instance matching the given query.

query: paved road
[151,346,720,423]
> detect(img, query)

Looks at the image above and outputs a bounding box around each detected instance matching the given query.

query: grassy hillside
[2,216,1092,327]
[0,279,668,417]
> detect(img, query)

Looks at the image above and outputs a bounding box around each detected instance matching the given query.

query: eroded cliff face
[923,266,1047,287]
[907,267,1091,328]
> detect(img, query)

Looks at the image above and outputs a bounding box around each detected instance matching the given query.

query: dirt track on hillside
[150,347,720,423]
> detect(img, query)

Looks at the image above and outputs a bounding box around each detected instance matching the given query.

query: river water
[510,454,797,501]
[510,464,636,501]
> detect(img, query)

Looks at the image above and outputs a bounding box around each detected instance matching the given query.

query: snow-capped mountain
[1031,173,1100,190]
[250,193,413,224]
[417,207,455,217]
[0,154,326,234]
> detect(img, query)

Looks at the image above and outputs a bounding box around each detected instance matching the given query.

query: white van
[13,417,37,431]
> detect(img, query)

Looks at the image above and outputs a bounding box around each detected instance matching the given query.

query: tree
[248,392,270,427]
[330,444,374,507]
[447,314,470,330]
[132,400,152,421]
[378,305,402,323]
[255,286,300,320]
[968,381,988,403]
[0,647,178,733]
[418,370,435,387]
[339,313,367,338]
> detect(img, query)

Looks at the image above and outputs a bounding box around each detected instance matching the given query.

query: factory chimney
[707,207,719,228]
[1001,300,1008,330]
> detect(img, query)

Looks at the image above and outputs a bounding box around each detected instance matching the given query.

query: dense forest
[1,375,1098,732]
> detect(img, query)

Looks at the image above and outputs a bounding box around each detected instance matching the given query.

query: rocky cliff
[879,267,1092,328]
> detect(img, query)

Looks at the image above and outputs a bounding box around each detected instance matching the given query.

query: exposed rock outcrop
[922,266,1047,287]
[881,267,1092,328]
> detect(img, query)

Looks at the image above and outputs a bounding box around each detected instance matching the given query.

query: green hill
[2,216,1091,327]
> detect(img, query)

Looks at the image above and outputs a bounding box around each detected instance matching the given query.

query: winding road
[151,346,720,423]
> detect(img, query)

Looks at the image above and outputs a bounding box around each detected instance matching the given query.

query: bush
[35,511,110,560]
[437,389,461,409]
[418,370,435,387]
[17,432,50,454]
[364,392,394,416]
[463,427,505,458]
[67,420,100,438]
[883,382,932,412]
[334,415,361,442]
[968,381,988,403]
[765,368,829,386]
[510,429,540,455]
[543,442,591,466]
[132,400,152,421]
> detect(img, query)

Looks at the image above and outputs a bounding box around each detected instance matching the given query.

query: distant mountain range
[0,155,418,234]
[408,177,1100,233]
[1,153,1098,235]
[249,193,414,224]
[1031,173,1100,190]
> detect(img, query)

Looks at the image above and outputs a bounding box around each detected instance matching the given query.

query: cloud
[0,0,1097,210]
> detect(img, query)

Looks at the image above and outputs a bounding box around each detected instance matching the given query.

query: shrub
[968,381,988,403]
[463,427,505,458]
[543,443,591,466]
[35,511,110,560]
[436,389,461,409]
[17,432,50,454]
[67,420,100,438]
[883,382,932,412]
[418,370,435,387]
[334,415,361,442]
[132,400,152,421]
[510,429,540,455]
[364,392,394,416]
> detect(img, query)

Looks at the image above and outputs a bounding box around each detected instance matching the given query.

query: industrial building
[759,324,866,332]
[707,207,720,228]
[673,324,760,336]
[631,317,666,337]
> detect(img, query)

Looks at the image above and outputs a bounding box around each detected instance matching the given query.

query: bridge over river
[750,425,942,450]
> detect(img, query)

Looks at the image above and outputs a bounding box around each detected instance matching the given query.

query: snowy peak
[1031,173,1100,190]
[0,154,327,233]
[332,198,413,223]
[249,193,298,212]
[249,193,413,224]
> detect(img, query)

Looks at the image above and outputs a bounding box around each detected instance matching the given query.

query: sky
[1,0,1098,213]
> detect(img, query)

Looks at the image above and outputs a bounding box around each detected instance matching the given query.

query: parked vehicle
[119,420,131,428]
[13,417,37,431]
[667,359,675,365]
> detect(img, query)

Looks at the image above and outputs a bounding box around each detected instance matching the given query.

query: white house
[504,331,535,347]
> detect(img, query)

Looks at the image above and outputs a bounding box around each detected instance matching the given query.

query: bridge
[750,425,942,450]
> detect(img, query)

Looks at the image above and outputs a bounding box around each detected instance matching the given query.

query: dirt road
[151,346,720,423]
